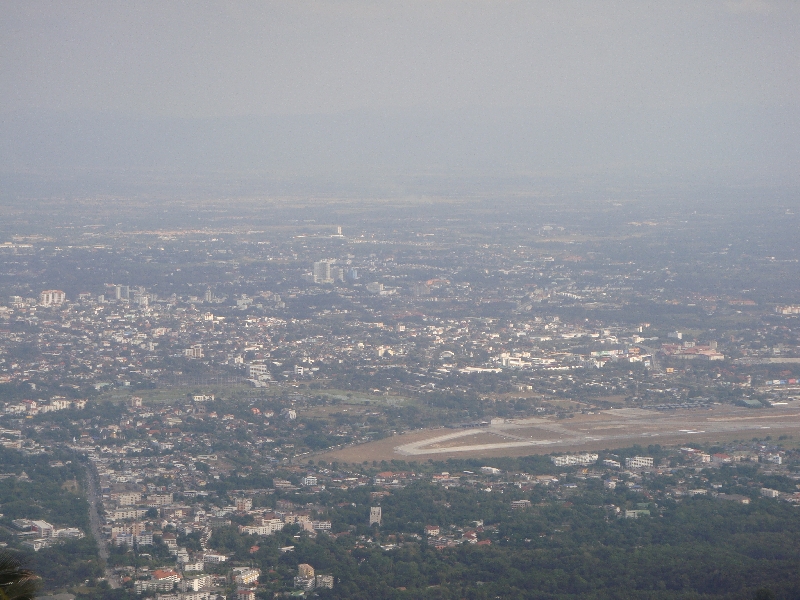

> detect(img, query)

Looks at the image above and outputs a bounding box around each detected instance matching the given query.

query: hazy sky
[1,1,799,190]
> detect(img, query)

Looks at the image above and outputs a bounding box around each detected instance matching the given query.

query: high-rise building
[369,506,382,526]
[39,290,66,306]
[331,266,345,282]
[205,288,213,302]
[313,261,333,284]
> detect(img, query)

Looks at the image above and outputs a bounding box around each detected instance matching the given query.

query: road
[83,460,119,589]
[636,344,663,373]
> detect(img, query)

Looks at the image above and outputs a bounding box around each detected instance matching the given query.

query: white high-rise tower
[369,506,382,526]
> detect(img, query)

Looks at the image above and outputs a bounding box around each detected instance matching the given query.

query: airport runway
[391,406,800,457]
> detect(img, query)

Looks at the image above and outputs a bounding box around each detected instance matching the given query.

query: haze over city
[2,1,799,196]
[1,3,800,600]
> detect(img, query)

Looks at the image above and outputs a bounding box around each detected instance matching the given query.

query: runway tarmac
[394,406,800,456]
[317,404,800,463]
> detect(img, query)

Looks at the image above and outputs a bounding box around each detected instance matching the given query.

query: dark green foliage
[31,539,103,592]
[304,433,344,450]
[0,550,38,600]
[0,448,101,592]
[0,449,90,530]
[201,481,800,599]
[75,587,138,600]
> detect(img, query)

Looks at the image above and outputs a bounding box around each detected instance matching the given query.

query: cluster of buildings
[3,397,87,416]
[551,453,599,467]
[101,487,335,596]
[420,523,494,550]
[38,290,66,307]
[0,288,672,393]
[660,342,725,361]
[292,564,333,592]
[2,264,798,419]
[339,444,800,554]
[2,391,799,596]
[10,518,84,552]
[2,237,794,406]
[1,209,799,419]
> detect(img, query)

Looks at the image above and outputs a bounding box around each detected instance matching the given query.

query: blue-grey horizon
[1,1,799,193]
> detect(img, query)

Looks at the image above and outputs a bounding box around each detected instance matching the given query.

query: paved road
[394,406,800,456]
[636,344,663,373]
[83,461,118,589]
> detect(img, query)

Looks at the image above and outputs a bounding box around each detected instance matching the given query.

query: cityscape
[2,2,800,599]
[1,196,799,598]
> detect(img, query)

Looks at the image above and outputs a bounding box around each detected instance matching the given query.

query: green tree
[0,551,39,600]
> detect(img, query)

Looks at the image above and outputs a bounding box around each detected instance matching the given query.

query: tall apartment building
[369,506,382,526]
[115,285,130,300]
[313,261,333,284]
[39,290,66,306]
